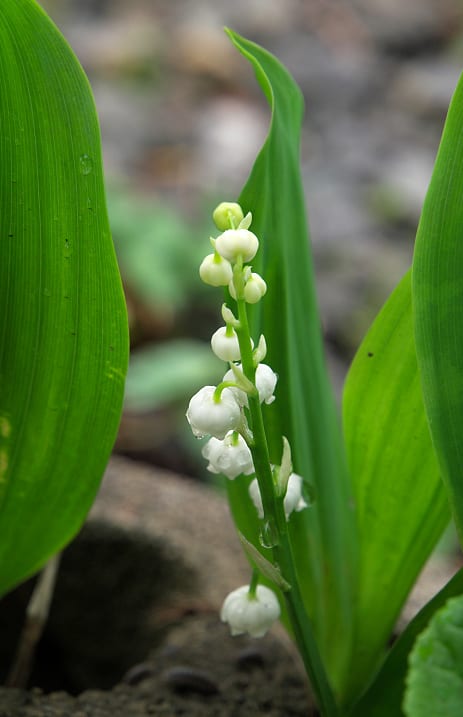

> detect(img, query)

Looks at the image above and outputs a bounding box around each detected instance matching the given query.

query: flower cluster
[186,201,309,638]
[186,202,276,483]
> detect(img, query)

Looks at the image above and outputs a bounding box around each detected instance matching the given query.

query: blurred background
[40,0,463,478]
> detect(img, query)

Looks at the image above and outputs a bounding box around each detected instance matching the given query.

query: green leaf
[413,72,463,541]
[0,0,128,595]
[224,29,358,696]
[349,567,463,717]
[343,271,449,702]
[404,593,463,717]
[238,532,291,592]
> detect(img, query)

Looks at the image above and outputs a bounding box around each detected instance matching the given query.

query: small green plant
[185,29,463,717]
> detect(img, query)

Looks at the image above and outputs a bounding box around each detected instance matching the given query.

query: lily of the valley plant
[186,30,463,717]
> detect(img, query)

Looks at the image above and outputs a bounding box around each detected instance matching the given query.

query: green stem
[234,295,339,717]
[248,568,259,598]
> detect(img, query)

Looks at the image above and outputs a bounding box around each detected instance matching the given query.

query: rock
[353,0,461,55]
[388,58,462,118]
[90,455,249,609]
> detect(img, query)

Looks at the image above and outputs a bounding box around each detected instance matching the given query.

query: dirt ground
[0,614,314,717]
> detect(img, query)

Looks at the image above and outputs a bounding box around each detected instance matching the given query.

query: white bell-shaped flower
[228,271,267,304]
[244,272,267,304]
[215,228,259,264]
[202,431,254,480]
[186,386,241,439]
[199,253,233,287]
[223,363,277,406]
[211,326,242,362]
[254,363,277,404]
[220,584,280,637]
[249,473,307,521]
[283,472,308,517]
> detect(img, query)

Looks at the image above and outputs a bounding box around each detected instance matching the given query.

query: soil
[0,458,314,716]
[0,615,313,716]
[0,456,455,716]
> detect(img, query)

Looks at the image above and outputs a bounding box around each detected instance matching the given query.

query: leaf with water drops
[0,0,128,595]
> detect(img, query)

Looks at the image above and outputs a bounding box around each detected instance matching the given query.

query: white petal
[211,326,241,362]
[186,386,241,439]
[215,228,259,263]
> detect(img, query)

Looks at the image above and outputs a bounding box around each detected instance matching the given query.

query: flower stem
[248,568,259,599]
[234,295,339,717]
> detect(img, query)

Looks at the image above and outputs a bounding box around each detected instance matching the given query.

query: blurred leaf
[404,594,463,717]
[350,567,463,717]
[224,29,358,696]
[125,340,223,412]
[413,72,463,541]
[343,271,449,702]
[108,188,206,311]
[0,0,128,595]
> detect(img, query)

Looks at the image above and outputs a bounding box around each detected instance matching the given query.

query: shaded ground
[0,458,313,715]
[0,615,313,717]
[0,457,458,716]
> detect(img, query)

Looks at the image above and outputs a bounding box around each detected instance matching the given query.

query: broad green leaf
[404,594,463,717]
[343,271,449,702]
[350,567,463,717]
[0,0,128,595]
[224,30,358,696]
[413,72,463,541]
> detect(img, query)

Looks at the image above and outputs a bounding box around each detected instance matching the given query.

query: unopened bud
[215,229,259,264]
[199,253,233,287]
[244,273,267,303]
[213,202,244,231]
[211,326,242,362]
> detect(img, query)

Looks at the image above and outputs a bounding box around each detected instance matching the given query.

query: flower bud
[255,363,277,404]
[215,229,259,264]
[249,472,308,521]
[213,202,244,231]
[202,431,254,479]
[244,272,267,304]
[222,362,277,406]
[199,253,233,287]
[283,472,308,517]
[220,584,280,637]
[186,385,241,439]
[211,326,242,362]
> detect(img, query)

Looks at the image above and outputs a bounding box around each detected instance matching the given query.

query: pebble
[235,646,266,670]
[161,665,219,695]
[123,663,157,686]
